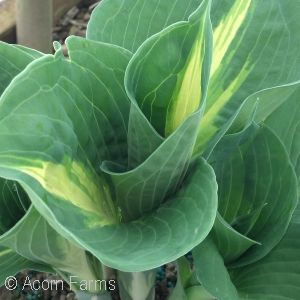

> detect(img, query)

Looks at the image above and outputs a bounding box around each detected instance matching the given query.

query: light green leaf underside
[210,125,298,267]
[87,0,203,52]
[194,0,300,155]
[0,246,53,286]
[125,0,212,137]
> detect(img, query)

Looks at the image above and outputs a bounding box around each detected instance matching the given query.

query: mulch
[52,1,99,48]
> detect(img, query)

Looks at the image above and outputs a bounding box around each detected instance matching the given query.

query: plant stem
[75,290,113,300]
[117,270,156,300]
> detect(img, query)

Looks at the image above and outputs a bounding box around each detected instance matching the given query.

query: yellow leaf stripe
[194,0,253,154]
[211,0,251,78]
[165,22,205,136]
[0,248,12,257]
[165,9,206,136]
[20,159,118,226]
[197,62,252,150]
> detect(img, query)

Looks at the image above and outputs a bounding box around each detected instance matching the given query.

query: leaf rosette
[0,0,217,276]
[0,0,299,299]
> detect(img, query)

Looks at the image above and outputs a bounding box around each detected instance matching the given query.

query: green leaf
[126,104,164,168]
[99,0,213,222]
[0,43,57,286]
[125,0,212,137]
[0,42,104,288]
[194,0,300,155]
[75,291,113,300]
[0,55,119,224]
[193,87,300,299]
[264,91,300,187]
[0,179,29,234]
[0,178,104,291]
[170,257,215,300]
[231,83,300,132]
[231,219,300,300]
[66,36,132,166]
[87,0,203,52]
[13,44,43,58]
[36,157,217,271]
[226,82,300,222]
[87,0,208,162]
[292,203,300,224]
[0,46,217,271]
[185,286,215,300]
[102,110,210,221]
[209,123,259,223]
[0,246,53,286]
[0,206,103,287]
[169,258,190,300]
[0,174,53,283]
[0,50,121,262]
[0,42,42,96]
[230,81,300,187]
[210,125,298,267]
[194,217,300,300]
[193,237,239,300]
[212,214,259,264]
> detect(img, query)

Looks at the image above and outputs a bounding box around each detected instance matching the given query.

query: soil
[52,0,100,52]
[0,2,177,299]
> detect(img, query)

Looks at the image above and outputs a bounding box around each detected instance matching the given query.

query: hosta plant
[0,0,299,299]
